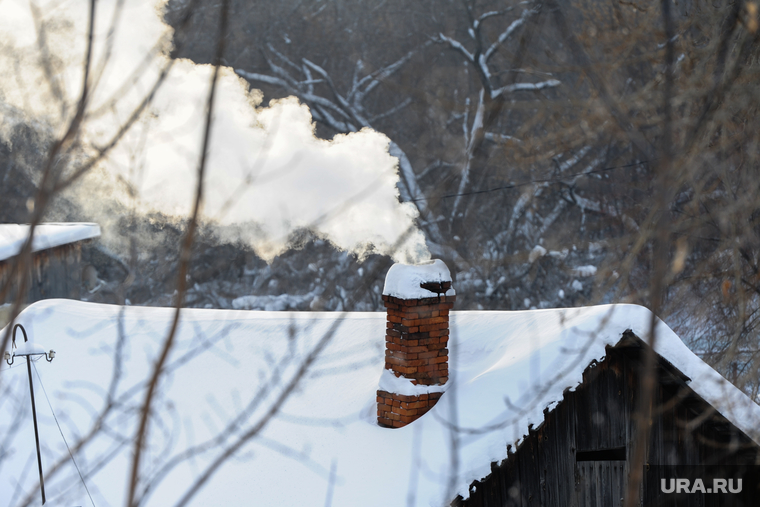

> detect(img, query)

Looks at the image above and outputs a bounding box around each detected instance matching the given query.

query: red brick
[385,356,407,367]
[431,356,448,364]
[392,420,405,428]
[388,351,418,361]
[418,350,439,359]
[396,406,418,417]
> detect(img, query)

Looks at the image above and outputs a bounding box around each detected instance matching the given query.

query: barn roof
[0,223,101,262]
[1,300,758,506]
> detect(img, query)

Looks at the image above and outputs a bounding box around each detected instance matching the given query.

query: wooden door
[577,461,626,507]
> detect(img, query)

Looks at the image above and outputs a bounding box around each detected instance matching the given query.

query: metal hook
[12,323,28,349]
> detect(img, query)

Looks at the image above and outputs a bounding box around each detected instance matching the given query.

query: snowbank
[1,300,757,507]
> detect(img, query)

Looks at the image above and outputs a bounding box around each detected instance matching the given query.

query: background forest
[2,0,759,402]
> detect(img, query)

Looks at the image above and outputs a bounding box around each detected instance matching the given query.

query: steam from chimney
[0,0,430,264]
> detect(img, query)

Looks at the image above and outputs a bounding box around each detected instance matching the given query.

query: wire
[31,361,97,507]
[404,159,652,202]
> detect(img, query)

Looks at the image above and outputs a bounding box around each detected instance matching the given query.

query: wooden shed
[0,223,101,305]
[453,331,760,507]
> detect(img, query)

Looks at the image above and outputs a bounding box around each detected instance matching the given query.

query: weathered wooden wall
[453,336,760,507]
[0,242,83,305]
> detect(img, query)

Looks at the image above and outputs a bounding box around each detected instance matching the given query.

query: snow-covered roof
[0,223,101,262]
[1,301,758,507]
[383,259,455,299]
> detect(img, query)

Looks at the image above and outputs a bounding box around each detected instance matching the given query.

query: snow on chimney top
[381,259,455,300]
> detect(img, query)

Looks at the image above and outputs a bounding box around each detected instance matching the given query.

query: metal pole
[26,356,46,505]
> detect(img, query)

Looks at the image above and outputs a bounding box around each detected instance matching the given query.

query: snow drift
[2,300,758,506]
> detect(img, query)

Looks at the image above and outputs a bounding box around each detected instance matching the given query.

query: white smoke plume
[0,0,430,264]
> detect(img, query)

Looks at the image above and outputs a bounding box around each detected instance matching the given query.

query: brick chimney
[377,260,455,428]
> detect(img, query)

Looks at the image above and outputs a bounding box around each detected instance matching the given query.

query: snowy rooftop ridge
[0,223,101,261]
[382,259,455,299]
[1,301,758,507]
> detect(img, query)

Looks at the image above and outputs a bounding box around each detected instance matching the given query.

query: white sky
[0,0,430,263]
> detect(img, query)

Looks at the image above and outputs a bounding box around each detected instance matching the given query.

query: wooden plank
[576,352,627,452]
[577,462,597,507]
[539,393,577,507]
[501,452,522,507]
[622,350,643,505]
[48,249,64,298]
[468,479,483,507]
[609,461,625,506]
[0,261,9,304]
[485,461,501,506]
[68,244,82,299]
[28,251,44,301]
[515,431,541,507]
